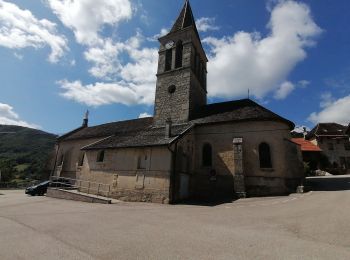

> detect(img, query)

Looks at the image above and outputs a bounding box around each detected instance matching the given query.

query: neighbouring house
[53,0,304,203]
[306,123,350,174]
[291,138,323,171]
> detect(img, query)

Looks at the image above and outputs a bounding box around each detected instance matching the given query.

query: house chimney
[82,110,89,127]
[165,118,172,138]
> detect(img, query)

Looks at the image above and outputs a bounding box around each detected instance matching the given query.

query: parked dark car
[25,179,72,196]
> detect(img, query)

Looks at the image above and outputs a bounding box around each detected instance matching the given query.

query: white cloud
[308,95,350,125]
[14,52,23,60]
[60,32,158,106]
[47,0,158,107]
[59,79,155,107]
[148,28,169,42]
[47,0,132,45]
[45,0,155,107]
[298,80,310,88]
[139,112,152,118]
[120,35,158,84]
[196,17,219,32]
[319,92,335,108]
[0,103,39,128]
[204,0,322,100]
[274,81,295,100]
[0,0,68,62]
[84,39,124,80]
[293,125,310,133]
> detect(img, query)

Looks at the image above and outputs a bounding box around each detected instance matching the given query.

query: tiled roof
[58,117,153,141]
[191,99,295,129]
[82,123,193,150]
[306,123,348,139]
[291,138,322,152]
[59,99,294,149]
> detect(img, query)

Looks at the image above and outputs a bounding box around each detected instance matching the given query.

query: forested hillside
[0,125,57,183]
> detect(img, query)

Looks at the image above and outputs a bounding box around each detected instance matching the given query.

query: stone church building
[53,0,303,203]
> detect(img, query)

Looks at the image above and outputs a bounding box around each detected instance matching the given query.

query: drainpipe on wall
[167,142,177,204]
[165,118,172,138]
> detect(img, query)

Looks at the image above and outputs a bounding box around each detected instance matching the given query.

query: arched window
[202,143,212,167]
[175,41,183,68]
[259,143,272,168]
[165,49,172,71]
[97,150,105,162]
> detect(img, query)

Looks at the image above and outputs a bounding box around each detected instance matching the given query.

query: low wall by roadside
[46,188,111,204]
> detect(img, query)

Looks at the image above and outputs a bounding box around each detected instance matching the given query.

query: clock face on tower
[165,40,174,49]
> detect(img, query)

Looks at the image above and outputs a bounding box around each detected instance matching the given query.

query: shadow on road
[305,175,350,191]
[178,198,237,207]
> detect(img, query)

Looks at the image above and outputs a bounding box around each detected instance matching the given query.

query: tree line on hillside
[0,125,57,184]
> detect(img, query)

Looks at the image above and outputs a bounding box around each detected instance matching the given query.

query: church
[53,0,304,203]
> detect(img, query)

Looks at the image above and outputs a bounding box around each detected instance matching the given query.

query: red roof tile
[291,138,322,152]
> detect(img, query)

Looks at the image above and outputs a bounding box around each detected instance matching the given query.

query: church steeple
[169,0,200,40]
[153,0,208,126]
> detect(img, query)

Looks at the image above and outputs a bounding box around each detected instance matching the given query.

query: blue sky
[0,0,349,134]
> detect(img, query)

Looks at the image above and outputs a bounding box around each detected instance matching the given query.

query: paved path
[1,176,350,259]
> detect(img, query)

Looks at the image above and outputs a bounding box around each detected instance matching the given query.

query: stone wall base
[245,176,303,197]
[191,175,235,201]
[109,189,169,204]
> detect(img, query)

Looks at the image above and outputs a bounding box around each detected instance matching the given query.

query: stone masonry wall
[191,121,303,198]
[78,146,172,204]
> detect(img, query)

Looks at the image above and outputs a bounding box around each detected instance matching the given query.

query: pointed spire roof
[169,0,200,38]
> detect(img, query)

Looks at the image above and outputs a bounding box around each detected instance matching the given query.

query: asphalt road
[1,176,350,260]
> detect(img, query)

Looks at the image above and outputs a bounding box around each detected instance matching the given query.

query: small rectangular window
[137,154,148,169]
[97,150,105,162]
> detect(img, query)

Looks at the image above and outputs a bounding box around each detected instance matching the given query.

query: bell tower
[153,0,208,126]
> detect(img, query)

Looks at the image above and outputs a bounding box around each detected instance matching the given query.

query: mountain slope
[0,125,57,182]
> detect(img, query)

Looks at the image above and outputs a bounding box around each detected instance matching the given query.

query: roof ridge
[86,117,153,129]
